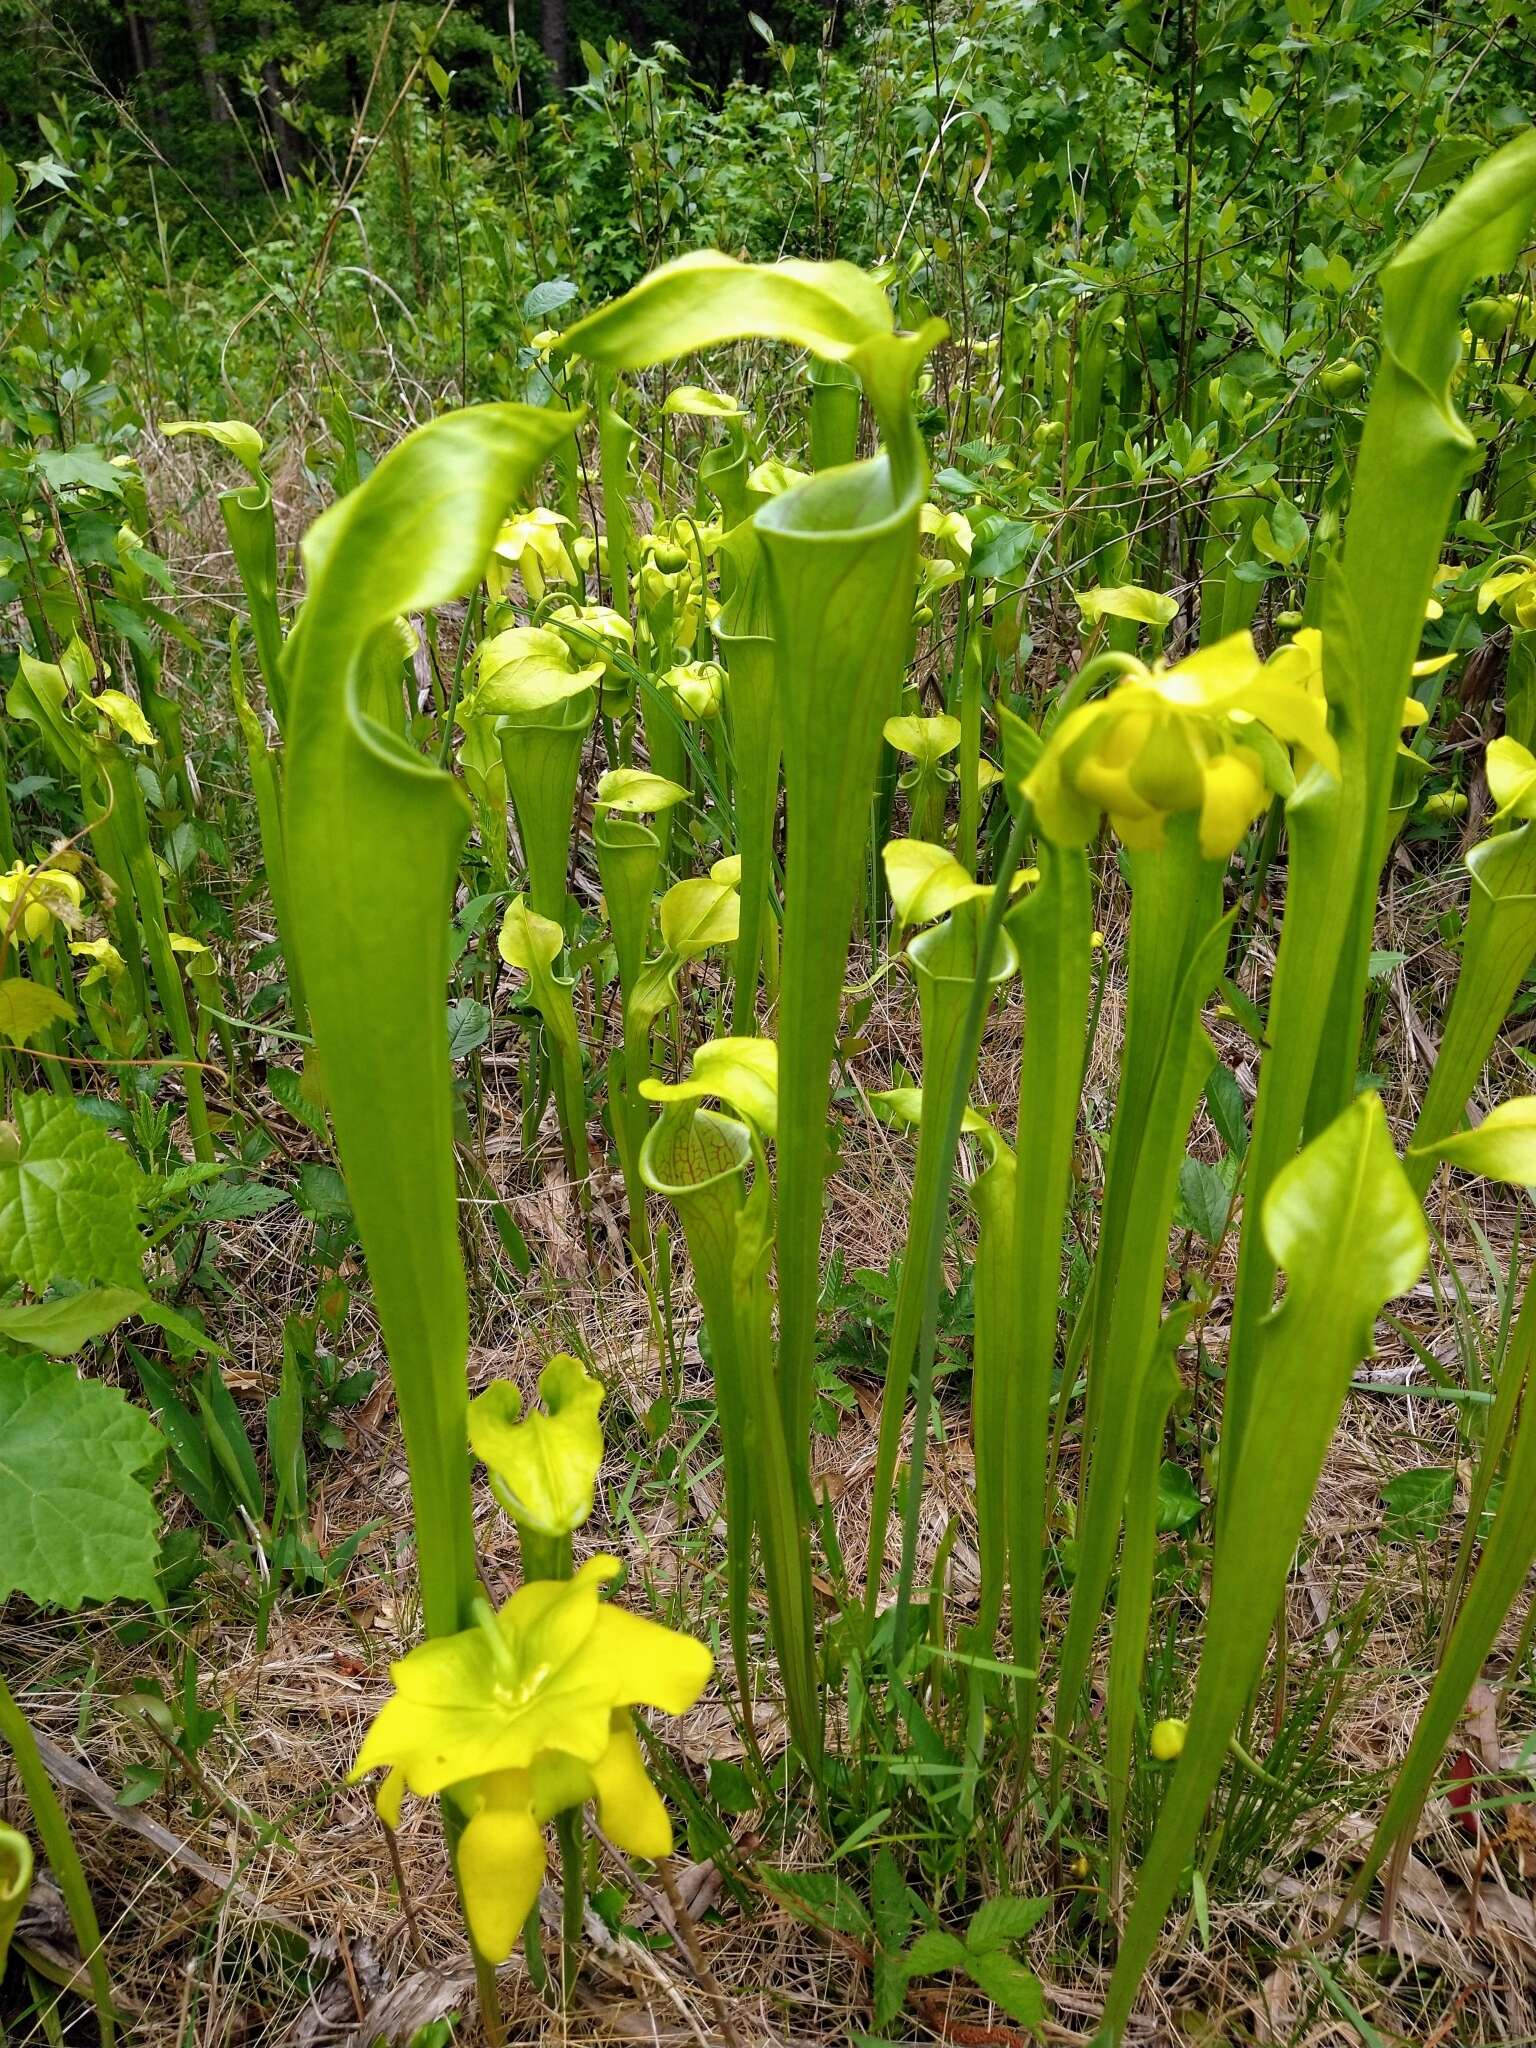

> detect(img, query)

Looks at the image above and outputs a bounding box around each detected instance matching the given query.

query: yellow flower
[919,503,973,563]
[350,1559,711,1963]
[469,1355,604,1539]
[659,659,727,720]
[1149,1717,1187,1761]
[0,861,84,943]
[1024,632,1339,860]
[71,935,125,982]
[1479,555,1536,632]
[548,603,633,679]
[488,508,578,604]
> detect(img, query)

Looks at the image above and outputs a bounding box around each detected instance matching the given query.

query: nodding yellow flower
[0,861,84,944]
[350,1558,711,1964]
[71,935,125,982]
[1149,1716,1188,1761]
[919,502,974,563]
[469,1355,605,1540]
[548,602,636,713]
[659,659,727,721]
[488,508,578,604]
[1479,555,1536,631]
[548,603,633,678]
[1024,632,1340,860]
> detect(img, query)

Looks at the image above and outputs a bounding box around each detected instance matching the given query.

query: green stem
[0,1674,115,2047]
[555,1808,584,2008]
[891,808,1030,1664]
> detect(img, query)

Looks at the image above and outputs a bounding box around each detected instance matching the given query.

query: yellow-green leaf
[658,876,740,959]
[1413,1095,1536,1184]
[883,839,990,929]
[0,979,74,1047]
[163,417,265,481]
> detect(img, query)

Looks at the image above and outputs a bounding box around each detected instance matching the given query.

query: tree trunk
[259,18,296,181]
[184,0,236,196]
[542,0,567,92]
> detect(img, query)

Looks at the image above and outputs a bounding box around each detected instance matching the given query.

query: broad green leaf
[284,402,577,1637]
[871,1847,917,2028]
[0,978,74,1047]
[961,1948,1046,2028]
[33,445,124,495]
[0,1355,163,1609]
[761,1863,874,1941]
[1175,1155,1234,1242]
[0,1093,146,1291]
[522,277,579,320]
[0,1284,145,1354]
[902,1930,970,1976]
[163,417,266,480]
[1412,1094,1536,1184]
[469,1354,604,1538]
[966,1894,1050,1953]
[1155,1458,1203,1534]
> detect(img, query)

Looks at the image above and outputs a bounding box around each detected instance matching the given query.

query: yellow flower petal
[1488,735,1536,821]
[470,1355,605,1539]
[587,1606,714,1715]
[457,1794,547,1963]
[1198,749,1268,860]
[588,1712,672,1860]
[375,1765,406,1828]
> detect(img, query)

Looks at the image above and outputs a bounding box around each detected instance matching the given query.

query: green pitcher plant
[638,1034,820,1766]
[498,895,592,1195]
[472,625,602,927]
[556,249,947,1512]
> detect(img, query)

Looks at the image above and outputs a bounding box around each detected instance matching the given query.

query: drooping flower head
[659,659,727,721]
[1023,631,1339,860]
[487,508,578,605]
[469,1354,605,1540]
[351,1558,711,1963]
[0,860,84,945]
